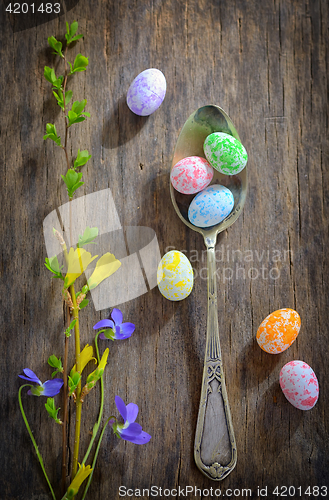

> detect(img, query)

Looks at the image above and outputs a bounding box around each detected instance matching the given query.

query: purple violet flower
[113,395,151,445]
[19,368,63,397]
[93,308,135,340]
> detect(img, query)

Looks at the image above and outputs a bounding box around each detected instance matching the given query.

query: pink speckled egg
[280,360,319,410]
[126,68,166,116]
[170,156,214,194]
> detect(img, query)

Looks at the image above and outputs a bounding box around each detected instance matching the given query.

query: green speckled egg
[203,132,248,175]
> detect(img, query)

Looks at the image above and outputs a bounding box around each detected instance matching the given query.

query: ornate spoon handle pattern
[194,241,237,481]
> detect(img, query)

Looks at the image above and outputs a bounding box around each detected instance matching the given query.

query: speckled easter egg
[126,68,166,116]
[280,361,319,410]
[188,185,234,228]
[157,250,193,301]
[170,156,214,194]
[204,132,248,175]
[256,308,301,354]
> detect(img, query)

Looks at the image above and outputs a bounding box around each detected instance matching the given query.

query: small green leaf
[45,256,64,279]
[65,21,81,44]
[48,36,63,57]
[52,79,62,89]
[72,117,86,124]
[67,100,89,127]
[72,53,89,73]
[70,34,84,43]
[53,90,64,110]
[77,226,98,248]
[70,21,78,38]
[70,181,85,196]
[68,372,81,396]
[43,123,62,147]
[79,298,89,310]
[74,149,92,169]
[65,90,73,106]
[72,99,87,115]
[48,355,63,370]
[61,169,84,198]
[68,110,78,122]
[64,319,76,337]
[44,66,54,84]
[45,397,62,424]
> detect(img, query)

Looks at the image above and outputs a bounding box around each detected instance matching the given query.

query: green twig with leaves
[43,20,92,492]
[18,20,151,500]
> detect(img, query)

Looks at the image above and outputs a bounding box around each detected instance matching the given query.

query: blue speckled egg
[188,185,234,228]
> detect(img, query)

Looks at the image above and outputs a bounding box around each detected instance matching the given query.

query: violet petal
[42,379,64,396]
[93,319,114,330]
[115,395,127,421]
[19,369,42,385]
[120,422,143,438]
[111,308,123,325]
[123,431,152,445]
[126,403,139,424]
[119,322,135,338]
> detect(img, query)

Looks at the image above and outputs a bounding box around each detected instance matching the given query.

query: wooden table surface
[1,0,328,499]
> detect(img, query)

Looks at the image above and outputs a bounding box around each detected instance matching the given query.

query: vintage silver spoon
[170,105,247,480]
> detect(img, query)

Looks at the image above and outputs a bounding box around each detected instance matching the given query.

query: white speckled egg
[170,156,213,194]
[157,250,193,301]
[280,360,319,410]
[188,185,234,228]
[126,68,166,116]
[204,132,248,175]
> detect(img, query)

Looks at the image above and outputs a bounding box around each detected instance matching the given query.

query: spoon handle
[194,245,237,480]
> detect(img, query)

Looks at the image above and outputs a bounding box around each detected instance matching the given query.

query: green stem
[81,416,116,500]
[61,309,70,496]
[18,385,57,500]
[81,332,104,466]
[71,284,81,478]
[62,228,70,494]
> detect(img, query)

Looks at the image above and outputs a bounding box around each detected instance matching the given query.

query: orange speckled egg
[256,308,301,354]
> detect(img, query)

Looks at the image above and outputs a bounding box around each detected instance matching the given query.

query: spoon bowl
[170,105,247,480]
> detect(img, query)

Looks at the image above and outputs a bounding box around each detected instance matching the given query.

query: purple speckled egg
[126,68,166,116]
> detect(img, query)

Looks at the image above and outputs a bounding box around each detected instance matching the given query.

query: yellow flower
[70,344,96,376]
[64,247,98,288]
[80,348,109,402]
[87,252,121,290]
[66,464,92,499]
[86,348,109,383]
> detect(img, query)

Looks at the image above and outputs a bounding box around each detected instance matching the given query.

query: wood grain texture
[0,0,328,498]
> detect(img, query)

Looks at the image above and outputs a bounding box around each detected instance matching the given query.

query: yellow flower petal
[86,348,109,384]
[87,252,121,290]
[98,347,109,371]
[67,464,92,497]
[65,247,98,288]
[70,344,96,376]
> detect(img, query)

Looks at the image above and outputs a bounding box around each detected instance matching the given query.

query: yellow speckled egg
[256,308,301,354]
[157,250,193,301]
